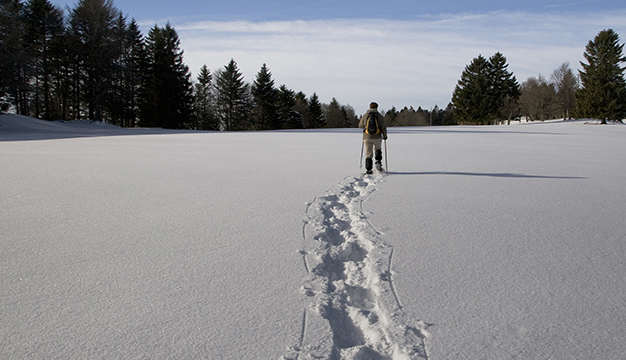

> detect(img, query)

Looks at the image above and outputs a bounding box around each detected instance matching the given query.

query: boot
[375,149,383,171]
[365,158,373,174]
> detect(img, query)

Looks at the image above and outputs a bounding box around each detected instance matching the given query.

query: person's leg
[375,148,383,170]
[365,158,373,173]
[364,139,375,158]
[372,139,383,170]
[364,139,374,173]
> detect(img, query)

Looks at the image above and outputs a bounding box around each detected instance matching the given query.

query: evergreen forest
[1,0,625,129]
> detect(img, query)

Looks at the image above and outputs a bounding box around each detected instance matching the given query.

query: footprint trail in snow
[283,174,430,360]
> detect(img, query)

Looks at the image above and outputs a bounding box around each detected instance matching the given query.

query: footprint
[289,174,430,360]
[341,241,368,262]
[346,285,375,310]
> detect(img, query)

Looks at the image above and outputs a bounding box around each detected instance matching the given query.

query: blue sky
[52,0,622,22]
[50,0,626,112]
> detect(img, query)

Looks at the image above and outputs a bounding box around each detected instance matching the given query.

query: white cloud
[167,10,626,112]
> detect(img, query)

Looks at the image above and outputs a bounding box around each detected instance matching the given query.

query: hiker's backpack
[365,112,381,135]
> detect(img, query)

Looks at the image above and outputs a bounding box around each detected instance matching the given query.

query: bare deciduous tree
[551,62,578,120]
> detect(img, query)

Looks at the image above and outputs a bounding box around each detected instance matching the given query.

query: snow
[1,114,626,359]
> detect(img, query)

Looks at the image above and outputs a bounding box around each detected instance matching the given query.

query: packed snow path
[283,174,430,360]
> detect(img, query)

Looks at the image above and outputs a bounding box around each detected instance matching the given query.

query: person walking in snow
[359,102,387,174]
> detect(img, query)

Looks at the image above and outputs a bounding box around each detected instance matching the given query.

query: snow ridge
[284,174,430,360]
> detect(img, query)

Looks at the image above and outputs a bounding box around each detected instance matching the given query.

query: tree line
[451,29,626,125]
[0,0,357,130]
[2,0,625,128]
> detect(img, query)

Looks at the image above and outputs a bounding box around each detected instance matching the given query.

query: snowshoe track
[283,174,430,360]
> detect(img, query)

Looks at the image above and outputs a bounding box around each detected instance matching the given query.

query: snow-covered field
[1,114,625,359]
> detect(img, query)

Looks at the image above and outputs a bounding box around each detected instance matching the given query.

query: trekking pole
[384,139,388,172]
[359,140,364,168]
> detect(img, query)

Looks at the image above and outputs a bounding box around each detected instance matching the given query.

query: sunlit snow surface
[2,115,625,359]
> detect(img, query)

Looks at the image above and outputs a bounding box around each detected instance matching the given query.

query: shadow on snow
[387,171,586,180]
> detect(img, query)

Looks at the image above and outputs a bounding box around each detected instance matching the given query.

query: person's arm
[358,114,366,129]
[380,115,388,139]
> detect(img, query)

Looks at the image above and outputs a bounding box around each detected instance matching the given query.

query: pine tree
[0,0,28,113]
[193,64,218,130]
[140,23,193,129]
[276,85,302,129]
[451,55,492,124]
[341,103,358,128]
[308,92,325,128]
[105,13,129,126]
[214,59,251,131]
[430,105,445,126]
[120,18,145,127]
[325,97,344,128]
[60,18,83,120]
[69,0,124,121]
[294,91,311,128]
[452,53,519,124]
[251,63,278,130]
[323,98,355,128]
[577,29,626,123]
[23,0,65,120]
[442,103,457,125]
[488,52,520,123]
[384,106,399,126]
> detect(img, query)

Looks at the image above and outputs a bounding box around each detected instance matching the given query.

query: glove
[383,135,388,140]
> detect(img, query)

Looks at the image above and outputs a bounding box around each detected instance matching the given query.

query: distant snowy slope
[2,115,626,359]
[0,114,188,141]
[0,114,128,140]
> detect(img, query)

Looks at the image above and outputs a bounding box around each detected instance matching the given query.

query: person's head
[369,102,378,109]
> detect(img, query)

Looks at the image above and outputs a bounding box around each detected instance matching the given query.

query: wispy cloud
[543,0,601,9]
[160,10,626,111]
